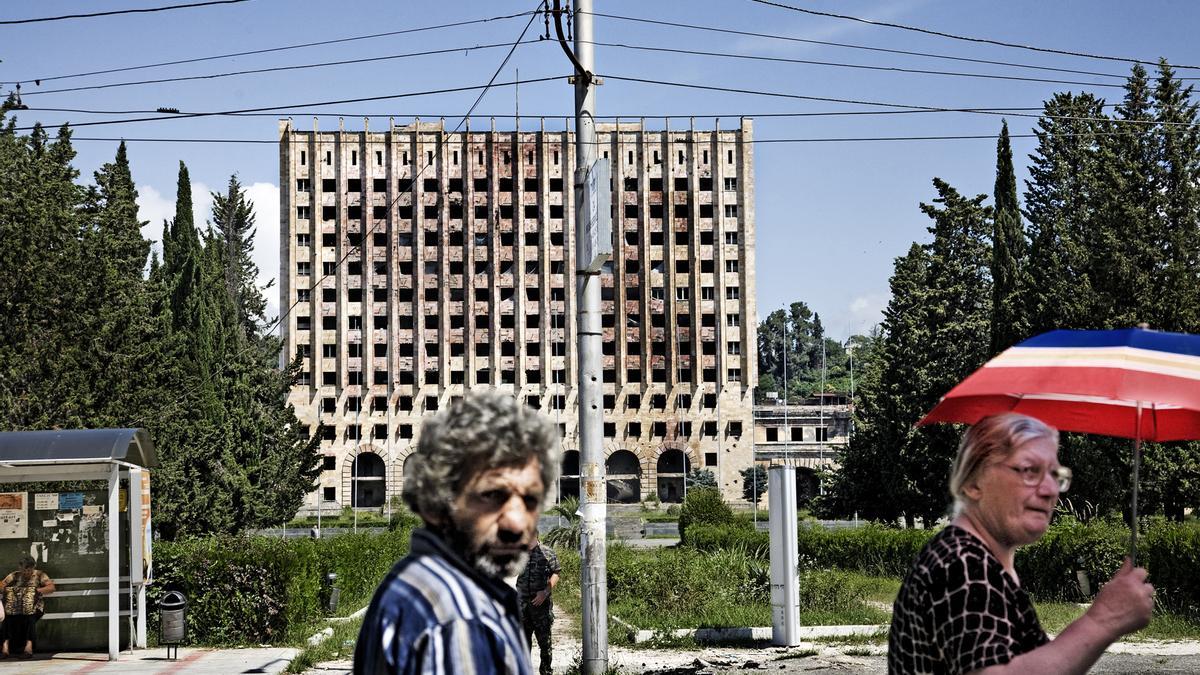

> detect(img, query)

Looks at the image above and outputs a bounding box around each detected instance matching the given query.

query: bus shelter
[0,429,156,660]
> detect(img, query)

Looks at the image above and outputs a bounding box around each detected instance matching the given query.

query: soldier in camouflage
[515,533,560,675]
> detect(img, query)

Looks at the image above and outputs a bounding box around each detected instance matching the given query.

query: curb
[632,624,886,644]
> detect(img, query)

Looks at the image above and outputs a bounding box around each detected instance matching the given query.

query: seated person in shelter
[0,555,54,659]
[888,413,1154,675]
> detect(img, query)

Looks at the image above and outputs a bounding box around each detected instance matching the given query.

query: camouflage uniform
[516,543,560,675]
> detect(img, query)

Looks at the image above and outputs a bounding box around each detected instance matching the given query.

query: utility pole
[554,1,608,672]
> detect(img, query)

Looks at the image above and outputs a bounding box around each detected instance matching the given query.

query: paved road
[0,647,297,674]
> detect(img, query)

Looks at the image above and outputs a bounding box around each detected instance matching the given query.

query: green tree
[821,247,929,524]
[1022,92,1107,335]
[990,120,1026,354]
[740,465,767,506]
[686,468,717,490]
[210,175,268,337]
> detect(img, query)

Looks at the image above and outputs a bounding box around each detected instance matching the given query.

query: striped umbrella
[918,327,1200,561]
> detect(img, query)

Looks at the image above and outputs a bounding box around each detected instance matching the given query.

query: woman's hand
[1084,558,1154,639]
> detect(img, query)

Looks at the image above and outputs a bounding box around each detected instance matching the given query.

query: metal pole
[782,306,789,467]
[570,2,608,671]
[1131,400,1143,565]
[107,463,120,660]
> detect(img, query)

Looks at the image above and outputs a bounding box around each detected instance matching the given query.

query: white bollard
[768,465,800,646]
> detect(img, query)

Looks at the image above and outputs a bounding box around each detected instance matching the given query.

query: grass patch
[555,544,894,648]
[1034,600,1200,641]
[642,512,681,523]
[812,629,890,646]
[285,615,364,673]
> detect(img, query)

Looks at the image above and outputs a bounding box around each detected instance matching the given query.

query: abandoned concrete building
[752,393,853,504]
[279,117,758,512]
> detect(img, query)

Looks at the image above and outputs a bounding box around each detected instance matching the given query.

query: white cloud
[243,182,281,324]
[136,181,213,262]
[135,184,172,260]
[847,293,888,336]
[733,0,932,55]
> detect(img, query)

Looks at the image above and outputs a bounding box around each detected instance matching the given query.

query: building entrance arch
[605,450,641,504]
[350,451,386,507]
[559,450,581,501]
[656,447,692,503]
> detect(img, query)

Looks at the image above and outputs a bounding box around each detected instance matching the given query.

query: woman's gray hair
[948,413,1059,517]
[402,389,561,523]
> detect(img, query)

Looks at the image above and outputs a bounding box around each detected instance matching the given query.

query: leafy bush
[1016,517,1127,601]
[543,496,582,548]
[388,499,422,531]
[677,488,734,545]
[796,524,932,577]
[684,522,769,557]
[1141,521,1200,619]
[149,529,411,646]
[681,515,1200,621]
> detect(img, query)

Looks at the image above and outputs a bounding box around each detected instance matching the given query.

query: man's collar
[410,527,519,607]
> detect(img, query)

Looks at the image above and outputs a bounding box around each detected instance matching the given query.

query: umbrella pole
[1131,401,1143,566]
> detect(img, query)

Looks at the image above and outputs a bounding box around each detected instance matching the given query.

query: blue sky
[3,1,1198,338]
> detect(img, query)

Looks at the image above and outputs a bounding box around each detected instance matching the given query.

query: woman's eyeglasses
[1004,464,1072,491]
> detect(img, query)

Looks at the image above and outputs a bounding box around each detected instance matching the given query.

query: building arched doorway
[350,451,386,507]
[559,450,581,501]
[796,467,820,509]
[606,450,641,504]
[656,448,692,503]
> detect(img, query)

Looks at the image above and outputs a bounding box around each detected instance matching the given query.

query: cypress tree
[990,121,1026,353]
[211,175,268,337]
[1023,93,1107,334]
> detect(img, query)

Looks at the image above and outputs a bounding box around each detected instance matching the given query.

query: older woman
[889,413,1155,675]
[0,555,54,659]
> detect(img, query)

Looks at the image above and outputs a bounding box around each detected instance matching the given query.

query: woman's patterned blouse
[888,525,1048,674]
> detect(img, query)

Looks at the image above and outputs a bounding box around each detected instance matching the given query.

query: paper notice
[34,493,58,510]
[0,492,27,539]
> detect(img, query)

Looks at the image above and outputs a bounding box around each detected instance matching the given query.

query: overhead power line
[748,0,1200,71]
[600,74,1196,128]
[63,131,1160,146]
[579,10,1167,81]
[0,0,250,25]
[9,10,538,85]
[26,106,1053,119]
[12,76,566,131]
[586,40,1126,90]
[21,40,546,96]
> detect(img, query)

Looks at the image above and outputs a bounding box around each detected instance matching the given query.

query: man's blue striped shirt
[354,528,533,675]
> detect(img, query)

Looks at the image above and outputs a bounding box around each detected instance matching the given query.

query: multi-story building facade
[752,394,853,503]
[279,117,758,512]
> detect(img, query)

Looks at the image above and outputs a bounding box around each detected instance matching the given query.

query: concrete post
[571,2,608,672]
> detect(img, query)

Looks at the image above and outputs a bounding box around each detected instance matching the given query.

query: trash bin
[160,591,187,660]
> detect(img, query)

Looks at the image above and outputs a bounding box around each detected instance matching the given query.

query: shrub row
[684,516,1200,619]
[148,529,411,646]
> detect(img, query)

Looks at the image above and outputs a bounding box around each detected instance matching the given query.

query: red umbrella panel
[919,328,1200,440]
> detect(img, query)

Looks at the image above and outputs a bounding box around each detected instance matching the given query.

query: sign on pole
[579,158,612,273]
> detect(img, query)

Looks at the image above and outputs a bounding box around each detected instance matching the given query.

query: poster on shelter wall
[0,493,28,539]
[78,506,105,555]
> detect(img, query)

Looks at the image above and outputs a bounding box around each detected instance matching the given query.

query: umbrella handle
[1130,402,1142,567]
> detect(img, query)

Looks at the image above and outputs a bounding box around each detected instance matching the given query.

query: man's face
[447,456,545,578]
